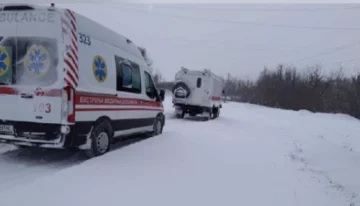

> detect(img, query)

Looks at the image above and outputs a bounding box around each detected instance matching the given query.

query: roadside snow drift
[0,97,360,206]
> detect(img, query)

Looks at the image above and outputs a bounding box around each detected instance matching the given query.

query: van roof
[178,68,224,82]
[0,3,150,72]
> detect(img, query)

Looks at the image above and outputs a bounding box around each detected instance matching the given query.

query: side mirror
[159,89,165,102]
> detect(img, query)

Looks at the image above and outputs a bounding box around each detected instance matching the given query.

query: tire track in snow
[0,136,151,193]
[0,148,85,193]
[289,141,358,206]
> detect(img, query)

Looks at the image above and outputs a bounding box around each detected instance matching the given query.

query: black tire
[84,120,113,158]
[151,116,163,136]
[172,81,191,98]
[212,107,220,119]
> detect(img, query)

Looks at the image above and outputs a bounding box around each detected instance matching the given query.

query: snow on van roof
[178,67,223,81]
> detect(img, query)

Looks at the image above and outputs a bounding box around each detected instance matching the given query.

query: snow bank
[0,144,14,154]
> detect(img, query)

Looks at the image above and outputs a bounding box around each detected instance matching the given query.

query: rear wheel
[212,107,220,119]
[85,120,112,158]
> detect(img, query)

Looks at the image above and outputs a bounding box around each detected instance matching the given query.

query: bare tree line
[223,65,360,118]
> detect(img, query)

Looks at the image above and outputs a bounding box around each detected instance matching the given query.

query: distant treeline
[155,65,360,119]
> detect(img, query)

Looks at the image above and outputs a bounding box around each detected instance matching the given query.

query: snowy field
[0,96,360,206]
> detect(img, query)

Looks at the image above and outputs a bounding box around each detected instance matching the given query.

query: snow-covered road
[0,96,360,206]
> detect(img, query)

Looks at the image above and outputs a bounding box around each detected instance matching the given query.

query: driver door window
[144,71,157,100]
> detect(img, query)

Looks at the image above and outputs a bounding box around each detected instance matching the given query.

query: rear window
[0,36,59,86]
[196,77,202,88]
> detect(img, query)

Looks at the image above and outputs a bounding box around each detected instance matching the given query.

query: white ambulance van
[0,4,166,158]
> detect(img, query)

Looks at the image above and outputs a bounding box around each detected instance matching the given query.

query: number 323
[79,33,91,46]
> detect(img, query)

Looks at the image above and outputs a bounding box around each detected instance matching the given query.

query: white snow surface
[0,96,360,206]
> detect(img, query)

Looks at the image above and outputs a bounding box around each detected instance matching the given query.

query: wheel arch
[93,116,114,137]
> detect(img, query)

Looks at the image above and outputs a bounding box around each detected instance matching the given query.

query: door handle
[21,93,34,99]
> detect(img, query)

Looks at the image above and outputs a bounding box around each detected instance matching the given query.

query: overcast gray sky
[55,3,360,81]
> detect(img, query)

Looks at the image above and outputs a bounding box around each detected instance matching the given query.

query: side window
[114,55,141,93]
[144,71,157,100]
[196,77,202,88]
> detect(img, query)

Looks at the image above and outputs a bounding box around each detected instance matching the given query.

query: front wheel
[84,120,112,158]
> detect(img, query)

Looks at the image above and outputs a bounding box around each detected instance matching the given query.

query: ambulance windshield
[0,36,59,86]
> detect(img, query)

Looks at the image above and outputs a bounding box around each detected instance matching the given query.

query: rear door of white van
[0,6,64,127]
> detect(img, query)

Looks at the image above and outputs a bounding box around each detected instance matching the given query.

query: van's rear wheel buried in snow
[85,120,113,158]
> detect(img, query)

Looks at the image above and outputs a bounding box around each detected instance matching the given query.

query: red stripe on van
[71,30,77,41]
[66,54,79,76]
[70,46,78,60]
[64,78,75,89]
[75,93,163,108]
[64,10,73,21]
[65,59,79,80]
[72,39,78,51]
[63,7,78,89]
[76,108,164,112]
[0,87,62,97]
[70,20,76,31]
[211,96,221,101]
[66,71,78,87]
[66,9,76,22]
[0,87,16,95]
[42,89,62,97]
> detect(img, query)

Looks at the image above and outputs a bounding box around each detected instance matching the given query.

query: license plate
[0,124,14,134]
